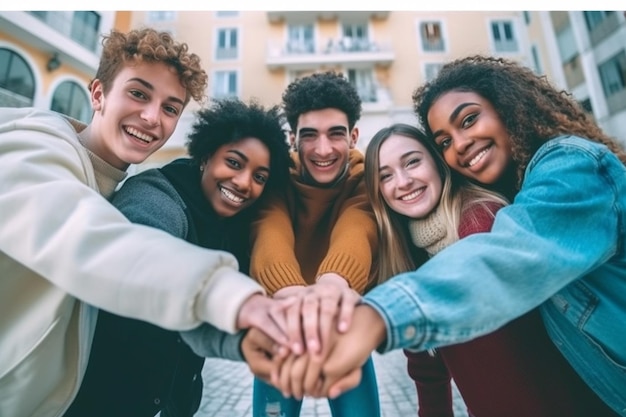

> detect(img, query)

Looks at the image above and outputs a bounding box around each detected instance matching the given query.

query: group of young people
[1,27,624,417]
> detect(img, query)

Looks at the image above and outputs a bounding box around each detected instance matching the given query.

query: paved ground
[194,350,469,417]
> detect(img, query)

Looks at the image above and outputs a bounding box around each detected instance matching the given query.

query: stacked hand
[238,281,387,399]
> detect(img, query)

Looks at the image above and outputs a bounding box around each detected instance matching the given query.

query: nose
[452,132,473,154]
[396,169,413,189]
[315,135,332,156]
[231,171,251,194]
[140,103,160,127]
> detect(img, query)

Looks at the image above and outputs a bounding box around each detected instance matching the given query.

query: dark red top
[405,202,617,417]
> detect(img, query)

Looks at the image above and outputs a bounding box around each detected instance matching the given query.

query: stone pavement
[194,350,469,417]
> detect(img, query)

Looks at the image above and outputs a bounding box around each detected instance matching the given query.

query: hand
[241,327,289,384]
[236,293,296,348]
[302,273,361,357]
[319,304,386,398]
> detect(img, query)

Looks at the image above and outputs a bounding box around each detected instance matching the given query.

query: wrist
[316,272,349,288]
[355,304,387,350]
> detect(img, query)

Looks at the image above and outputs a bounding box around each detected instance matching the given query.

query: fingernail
[292,342,301,354]
[338,321,348,332]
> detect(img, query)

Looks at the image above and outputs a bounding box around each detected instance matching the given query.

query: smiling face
[201,137,271,218]
[427,90,512,185]
[86,60,187,170]
[293,108,357,185]
[378,134,443,219]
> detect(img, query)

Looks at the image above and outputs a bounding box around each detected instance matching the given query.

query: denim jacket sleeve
[363,136,622,353]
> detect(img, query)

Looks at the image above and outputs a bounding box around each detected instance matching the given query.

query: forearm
[180,324,245,361]
[363,158,618,352]
[0,134,263,332]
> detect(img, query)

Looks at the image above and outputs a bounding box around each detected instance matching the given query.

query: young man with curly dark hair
[0,29,290,417]
[249,71,381,417]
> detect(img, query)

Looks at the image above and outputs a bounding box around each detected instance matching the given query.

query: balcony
[587,12,620,46]
[267,11,389,24]
[29,11,100,53]
[266,37,394,71]
[0,11,104,74]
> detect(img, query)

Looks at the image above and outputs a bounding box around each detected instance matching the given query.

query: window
[212,70,237,99]
[216,11,238,17]
[523,11,531,25]
[598,50,626,97]
[341,23,369,51]
[556,24,578,63]
[0,48,35,107]
[579,98,593,114]
[584,11,615,31]
[420,22,445,52]
[287,24,314,54]
[147,11,176,22]
[424,63,444,81]
[71,11,100,51]
[491,20,518,53]
[531,45,543,74]
[216,28,238,60]
[51,80,90,123]
[347,69,376,103]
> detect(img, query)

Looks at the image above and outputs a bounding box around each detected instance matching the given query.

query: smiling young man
[249,71,381,417]
[0,29,288,417]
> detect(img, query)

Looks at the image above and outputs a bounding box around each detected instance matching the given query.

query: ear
[349,126,359,149]
[90,79,104,111]
[289,132,297,151]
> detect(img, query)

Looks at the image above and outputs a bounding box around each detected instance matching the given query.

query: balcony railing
[494,39,519,53]
[28,11,100,52]
[267,38,394,70]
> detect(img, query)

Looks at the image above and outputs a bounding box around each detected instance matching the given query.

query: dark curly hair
[186,98,293,195]
[282,71,362,133]
[412,55,626,190]
[91,28,208,105]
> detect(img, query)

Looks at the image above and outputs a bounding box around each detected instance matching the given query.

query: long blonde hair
[365,123,508,283]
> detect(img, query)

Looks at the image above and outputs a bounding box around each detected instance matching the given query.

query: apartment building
[538,11,626,146]
[2,10,624,170]
[127,10,555,167]
[0,11,122,122]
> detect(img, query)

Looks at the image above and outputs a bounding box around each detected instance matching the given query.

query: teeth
[401,189,423,201]
[468,147,489,167]
[221,187,244,203]
[314,160,334,167]
[126,127,154,143]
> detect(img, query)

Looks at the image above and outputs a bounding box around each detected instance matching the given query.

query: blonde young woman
[362,123,613,417]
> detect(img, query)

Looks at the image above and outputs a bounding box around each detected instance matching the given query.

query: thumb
[327,367,362,399]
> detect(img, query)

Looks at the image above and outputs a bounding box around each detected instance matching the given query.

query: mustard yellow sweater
[250,149,378,295]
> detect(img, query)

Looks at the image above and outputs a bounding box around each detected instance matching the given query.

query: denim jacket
[363,135,626,415]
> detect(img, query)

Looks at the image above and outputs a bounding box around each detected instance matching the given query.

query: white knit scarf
[408,205,455,256]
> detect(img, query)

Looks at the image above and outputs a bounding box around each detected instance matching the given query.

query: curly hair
[412,55,626,189]
[91,28,208,105]
[282,71,362,132]
[186,98,293,195]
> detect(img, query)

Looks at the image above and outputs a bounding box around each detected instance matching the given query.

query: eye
[226,158,241,169]
[298,132,315,141]
[436,137,451,150]
[254,172,268,185]
[461,113,477,128]
[379,172,392,182]
[406,157,420,168]
[330,130,347,140]
[163,104,180,116]
[129,89,147,100]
